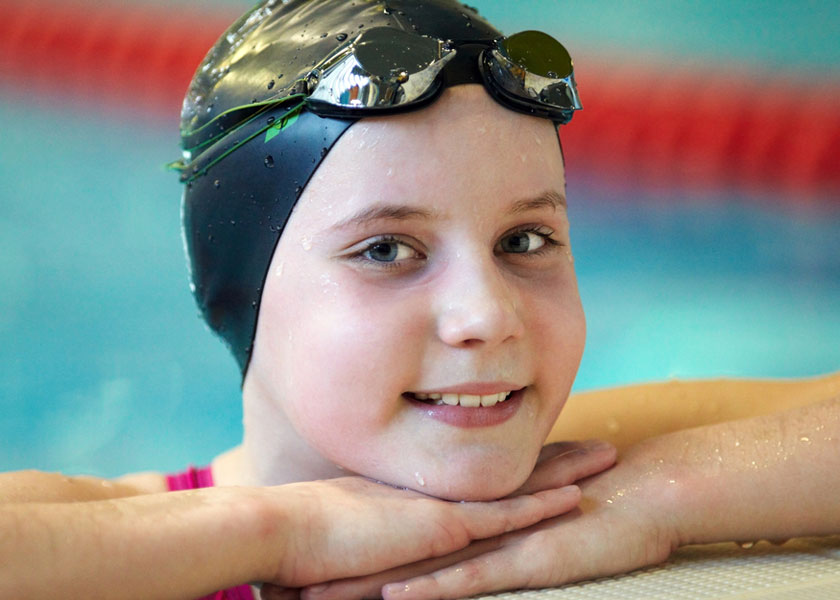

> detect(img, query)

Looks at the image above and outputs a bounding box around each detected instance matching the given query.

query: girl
[2,1,838,599]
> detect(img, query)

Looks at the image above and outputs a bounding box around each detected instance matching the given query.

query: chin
[413,457,533,502]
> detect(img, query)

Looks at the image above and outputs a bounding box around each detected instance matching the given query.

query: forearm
[551,371,840,451]
[636,396,840,546]
[0,470,154,504]
[0,487,280,599]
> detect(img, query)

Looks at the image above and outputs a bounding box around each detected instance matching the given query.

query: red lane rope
[1,1,838,198]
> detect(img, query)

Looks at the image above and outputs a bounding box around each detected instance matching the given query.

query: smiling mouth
[403,390,516,408]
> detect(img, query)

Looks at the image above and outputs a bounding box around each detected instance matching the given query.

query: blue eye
[362,238,419,263]
[500,231,548,254]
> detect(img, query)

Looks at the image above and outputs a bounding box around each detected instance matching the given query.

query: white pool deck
[477,536,840,599]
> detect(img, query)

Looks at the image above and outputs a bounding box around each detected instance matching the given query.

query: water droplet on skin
[275,262,284,278]
[738,541,756,549]
[386,167,394,177]
[800,436,810,442]
[264,155,275,168]
[605,417,620,434]
[336,33,348,41]
[301,236,313,251]
[565,249,574,263]
[414,472,425,486]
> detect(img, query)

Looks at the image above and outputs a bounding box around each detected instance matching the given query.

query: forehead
[298,85,566,220]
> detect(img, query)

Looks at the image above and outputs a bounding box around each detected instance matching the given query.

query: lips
[405,387,525,428]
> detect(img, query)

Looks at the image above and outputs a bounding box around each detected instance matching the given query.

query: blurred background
[2,0,838,476]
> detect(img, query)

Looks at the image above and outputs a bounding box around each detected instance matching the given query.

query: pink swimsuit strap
[165,465,256,600]
[166,465,215,491]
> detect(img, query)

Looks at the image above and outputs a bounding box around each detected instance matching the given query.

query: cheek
[526,271,586,384]
[265,265,428,428]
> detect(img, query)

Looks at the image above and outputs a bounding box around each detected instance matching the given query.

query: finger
[260,584,301,599]
[303,537,502,600]
[381,538,546,600]
[515,440,616,496]
[454,485,581,543]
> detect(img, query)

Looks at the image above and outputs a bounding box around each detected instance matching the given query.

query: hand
[258,439,617,598]
[297,438,678,600]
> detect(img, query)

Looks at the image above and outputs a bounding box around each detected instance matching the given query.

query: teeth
[459,394,481,407]
[413,391,513,407]
[441,393,459,406]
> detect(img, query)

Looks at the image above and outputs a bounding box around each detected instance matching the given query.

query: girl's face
[246,85,585,500]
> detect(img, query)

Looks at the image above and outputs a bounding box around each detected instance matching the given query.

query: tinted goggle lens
[499,30,573,79]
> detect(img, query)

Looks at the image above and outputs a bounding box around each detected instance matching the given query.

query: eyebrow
[510,190,567,214]
[328,204,436,231]
[328,190,567,231]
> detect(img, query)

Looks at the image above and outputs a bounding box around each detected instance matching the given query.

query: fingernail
[383,583,410,596]
[585,439,613,451]
[307,584,328,596]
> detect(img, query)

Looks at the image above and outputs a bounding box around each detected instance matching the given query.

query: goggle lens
[500,30,573,79]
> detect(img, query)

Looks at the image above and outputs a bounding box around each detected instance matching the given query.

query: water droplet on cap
[214,179,221,188]
[267,79,275,90]
[336,33,348,41]
[264,155,275,168]
[320,32,328,38]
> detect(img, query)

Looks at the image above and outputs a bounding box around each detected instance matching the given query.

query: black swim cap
[179,0,533,376]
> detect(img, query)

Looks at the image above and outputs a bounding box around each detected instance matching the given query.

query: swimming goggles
[176,27,580,178]
[304,27,581,123]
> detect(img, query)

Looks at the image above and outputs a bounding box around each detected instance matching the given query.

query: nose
[435,253,525,348]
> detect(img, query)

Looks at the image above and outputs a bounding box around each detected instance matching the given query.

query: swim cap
[178,0,576,376]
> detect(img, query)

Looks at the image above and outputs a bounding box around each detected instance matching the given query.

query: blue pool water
[2,99,838,477]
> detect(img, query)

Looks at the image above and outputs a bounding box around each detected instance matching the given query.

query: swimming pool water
[2,97,839,477]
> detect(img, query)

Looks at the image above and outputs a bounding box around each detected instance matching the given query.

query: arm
[549,371,840,451]
[0,461,613,599]
[308,375,840,600]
